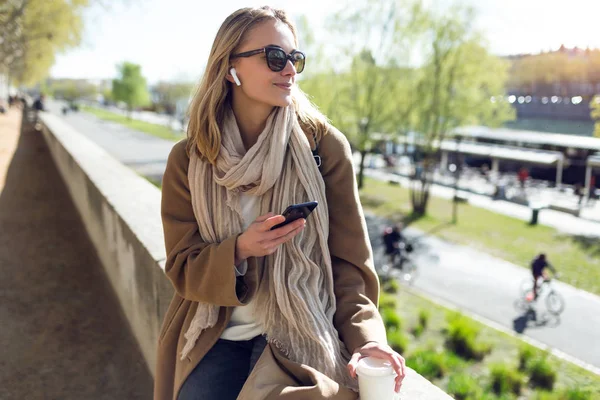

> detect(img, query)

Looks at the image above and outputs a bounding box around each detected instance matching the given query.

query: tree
[300,0,515,213]
[153,81,194,115]
[1,0,129,88]
[48,79,97,102]
[302,0,419,189]
[112,62,150,118]
[592,96,600,138]
[1,0,89,86]
[404,3,515,215]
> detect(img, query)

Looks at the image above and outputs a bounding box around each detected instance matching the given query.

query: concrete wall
[39,112,173,377]
[38,112,452,399]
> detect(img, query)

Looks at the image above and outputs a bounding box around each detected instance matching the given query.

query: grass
[82,105,185,142]
[359,177,600,295]
[445,312,492,361]
[388,289,600,398]
[446,372,482,400]
[489,363,524,396]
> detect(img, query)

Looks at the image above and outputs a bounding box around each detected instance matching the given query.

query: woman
[155,6,406,400]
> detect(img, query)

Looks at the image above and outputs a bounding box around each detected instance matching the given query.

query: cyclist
[531,253,557,299]
[383,223,406,269]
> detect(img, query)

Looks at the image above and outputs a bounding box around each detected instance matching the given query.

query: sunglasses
[230,46,305,73]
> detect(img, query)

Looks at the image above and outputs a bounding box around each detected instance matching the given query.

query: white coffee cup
[356,356,397,400]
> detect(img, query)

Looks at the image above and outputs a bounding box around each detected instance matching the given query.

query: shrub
[518,343,539,370]
[406,349,447,379]
[378,292,398,310]
[489,363,523,396]
[444,312,492,360]
[387,330,409,354]
[446,372,482,400]
[383,279,400,294]
[528,357,556,390]
[418,308,430,329]
[381,308,403,332]
[412,324,424,338]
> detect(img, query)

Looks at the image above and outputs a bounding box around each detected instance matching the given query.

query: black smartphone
[270,201,319,231]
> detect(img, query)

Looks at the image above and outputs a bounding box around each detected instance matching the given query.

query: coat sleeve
[160,140,260,306]
[319,128,387,353]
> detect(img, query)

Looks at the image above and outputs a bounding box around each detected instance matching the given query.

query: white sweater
[220,192,264,340]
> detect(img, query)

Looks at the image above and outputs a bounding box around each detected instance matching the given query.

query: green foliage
[406,348,464,380]
[489,363,523,396]
[381,308,403,332]
[411,323,424,338]
[387,330,409,354]
[112,62,151,113]
[407,349,446,379]
[446,372,482,400]
[382,279,400,294]
[378,292,398,310]
[518,343,539,370]
[418,309,430,329]
[153,81,194,115]
[2,0,116,85]
[445,312,492,360]
[528,357,557,390]
[48,79,98,102]
[533,387,593,400]
[302,0,515,199]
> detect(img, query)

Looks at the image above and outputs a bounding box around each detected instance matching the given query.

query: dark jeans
[177,335,268,400]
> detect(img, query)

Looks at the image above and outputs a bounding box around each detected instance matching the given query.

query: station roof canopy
[453,126,600,151]
[439,140,563,165]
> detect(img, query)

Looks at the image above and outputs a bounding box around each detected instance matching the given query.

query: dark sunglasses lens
[266,49,305,73]
[292,52,305,73]
[267,49,287,71]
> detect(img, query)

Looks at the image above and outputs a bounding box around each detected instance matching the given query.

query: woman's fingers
[254,212,275,223]
[347,344,406,393]
[263,218,305,239]
[265,224,305,252]
[347,352,363,378]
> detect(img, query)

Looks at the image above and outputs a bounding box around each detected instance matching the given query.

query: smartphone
[270,201,318,230]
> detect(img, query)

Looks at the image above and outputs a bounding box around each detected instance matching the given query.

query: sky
[50,0,600,84]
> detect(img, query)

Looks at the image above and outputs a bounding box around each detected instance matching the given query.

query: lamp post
[452,135,462,224]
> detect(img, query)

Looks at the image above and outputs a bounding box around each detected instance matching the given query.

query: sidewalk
[0,109,152,399]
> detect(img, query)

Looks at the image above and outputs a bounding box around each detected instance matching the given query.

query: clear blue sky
[50,0,600,84]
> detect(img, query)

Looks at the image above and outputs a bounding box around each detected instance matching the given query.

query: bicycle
[517,276,565,315]
[379,242,418,285]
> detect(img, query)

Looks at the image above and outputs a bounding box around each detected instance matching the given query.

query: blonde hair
[186,5,329,163]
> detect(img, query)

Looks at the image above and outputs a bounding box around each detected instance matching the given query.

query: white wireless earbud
[230,68,241,86]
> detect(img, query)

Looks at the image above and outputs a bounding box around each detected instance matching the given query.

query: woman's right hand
[235,212,306,265]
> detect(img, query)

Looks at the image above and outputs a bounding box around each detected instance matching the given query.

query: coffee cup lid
[356,357,395,377]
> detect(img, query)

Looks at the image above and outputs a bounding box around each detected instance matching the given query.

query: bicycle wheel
[546,291,565,315]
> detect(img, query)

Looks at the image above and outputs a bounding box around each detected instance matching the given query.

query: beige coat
[154,127,387,400]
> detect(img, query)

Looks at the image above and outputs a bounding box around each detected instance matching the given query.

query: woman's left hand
[347,341,406,393]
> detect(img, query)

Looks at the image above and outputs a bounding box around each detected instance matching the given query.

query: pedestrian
[574,182,584,205]
[518,166,528,189]
[154,6,405,400]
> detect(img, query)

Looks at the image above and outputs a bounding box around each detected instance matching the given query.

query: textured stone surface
[0,109,153,399]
